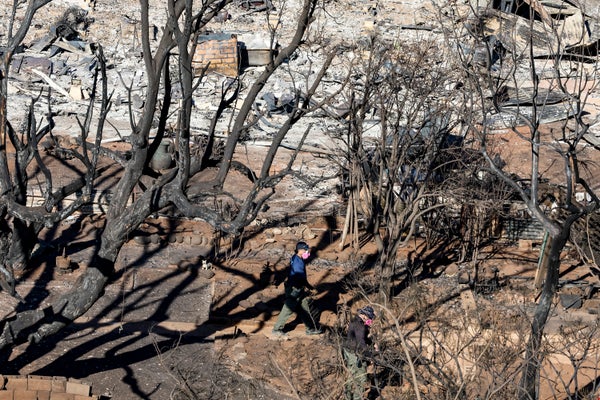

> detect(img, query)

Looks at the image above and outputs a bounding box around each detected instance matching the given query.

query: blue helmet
[296,241,309,251]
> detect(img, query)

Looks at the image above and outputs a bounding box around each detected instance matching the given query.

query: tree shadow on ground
[1,211,465,399]
[3,249,290,398]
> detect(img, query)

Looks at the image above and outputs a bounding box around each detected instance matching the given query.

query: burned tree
[338,35,467,299]
[0,0,108,297]
[442,0,600,398]
[0,0,342,351]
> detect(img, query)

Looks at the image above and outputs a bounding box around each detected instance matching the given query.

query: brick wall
[0,376,98,400]
[192,34,239,77]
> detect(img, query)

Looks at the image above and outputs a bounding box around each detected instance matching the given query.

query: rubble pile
[1,0,599,204]
[0,0,437,219]
[1,0,432,139]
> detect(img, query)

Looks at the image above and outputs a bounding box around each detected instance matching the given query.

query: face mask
[301,252,310,260]
[364,319,373,327]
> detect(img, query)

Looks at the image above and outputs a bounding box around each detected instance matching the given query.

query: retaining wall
[0,376,98,400]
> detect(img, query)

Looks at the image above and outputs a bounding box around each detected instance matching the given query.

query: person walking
[342,305,377,400]
[272,241,322,337]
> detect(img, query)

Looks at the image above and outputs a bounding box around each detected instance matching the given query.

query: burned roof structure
[472,0,600,129]
[485,0,599,59]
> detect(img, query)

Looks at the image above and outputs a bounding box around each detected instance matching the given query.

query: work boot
[305,327,323,336]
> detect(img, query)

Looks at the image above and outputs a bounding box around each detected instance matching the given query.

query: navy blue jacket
[286,254,310,288]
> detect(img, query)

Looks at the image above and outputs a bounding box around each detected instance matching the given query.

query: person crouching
[342,305,377,399]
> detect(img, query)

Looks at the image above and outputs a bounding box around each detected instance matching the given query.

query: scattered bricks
[74,396,98,400]
[27,376,53,392]
[192,33,239,77]
[65,380,90,397]
[51,377,67,393]
[0,390,13,400]
[13,390,37,400]
[4,376,27,391]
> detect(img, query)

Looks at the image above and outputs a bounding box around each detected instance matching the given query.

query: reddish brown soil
[2,135,598,399]
[7,209,594,400]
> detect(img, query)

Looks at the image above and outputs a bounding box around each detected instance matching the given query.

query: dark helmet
[359,306,376,320]
[296,241,309,251]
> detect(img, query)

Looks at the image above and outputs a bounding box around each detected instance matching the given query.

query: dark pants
[273,285,318,331]
[343,348,368,400]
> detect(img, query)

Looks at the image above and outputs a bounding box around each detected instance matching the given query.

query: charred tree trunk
[0,175,163,349]
[518,229,570,400]
[8,220,39,271]
[0,0,335,355]
[0,245,118,349]
[378,242,398,301]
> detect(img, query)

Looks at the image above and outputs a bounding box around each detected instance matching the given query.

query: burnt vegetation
[0,0,600,399]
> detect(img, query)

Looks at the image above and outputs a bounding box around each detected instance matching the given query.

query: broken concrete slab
[485,102,576,130]
[10,56,53,75]
[560,293,583,310]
